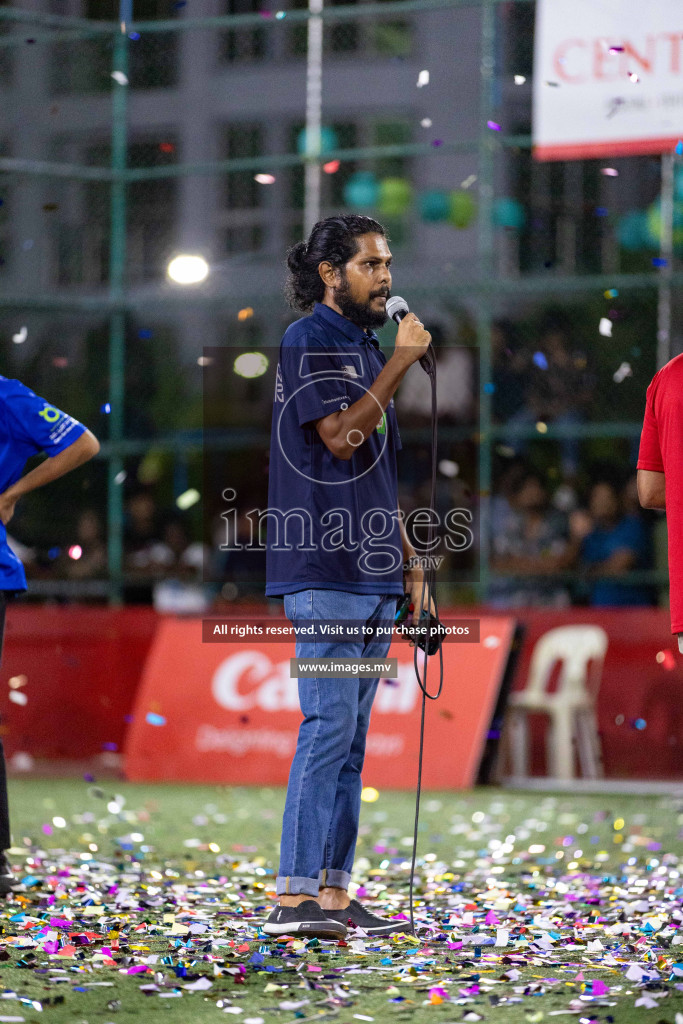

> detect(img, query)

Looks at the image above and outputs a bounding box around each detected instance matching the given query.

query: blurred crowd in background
[7,302,662,612]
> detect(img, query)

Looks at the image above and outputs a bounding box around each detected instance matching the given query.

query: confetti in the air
[514,74,526,84]
[254,174,275,184]
[416,70,430,87]
[176,488,200,510]
[599,317,613,337]
[146,712,167,727]
[111,71,129,85]
[360,787,380,803]
[613,361,632,383]
[487,120,501,131]
[438,459,459,478]
[420,118,432,128]
[12,326,27,345]
[601,167,619,176]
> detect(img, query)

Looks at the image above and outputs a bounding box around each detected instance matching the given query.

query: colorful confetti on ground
[2,779,683,1023]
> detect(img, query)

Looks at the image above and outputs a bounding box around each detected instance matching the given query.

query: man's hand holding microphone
[314,296,432,460]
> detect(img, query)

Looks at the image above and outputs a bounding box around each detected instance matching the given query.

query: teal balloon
[418,190,450,222]
[448,189,477,228]
[617,210,649,251]
[493,196,525,230]
[378,177,413,217]
[675,165,683,202]
[296,126,339,157]
[343,171,380,208]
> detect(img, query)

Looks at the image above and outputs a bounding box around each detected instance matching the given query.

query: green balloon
[448,189,477,228]
[296,126,339,157]
[492,196,525,230]
[418,190,450,222]
[378,177,413,217]
[343,171,380,208]
[645,199,683,247]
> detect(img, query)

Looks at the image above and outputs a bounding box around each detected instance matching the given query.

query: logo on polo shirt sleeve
[274,363,284,403]
[38,404,61,423]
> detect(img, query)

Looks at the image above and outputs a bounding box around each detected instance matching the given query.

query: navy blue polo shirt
[266,302,403,598]
[0,377,86,591]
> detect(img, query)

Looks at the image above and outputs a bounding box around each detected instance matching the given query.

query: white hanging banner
[533,0,683,161]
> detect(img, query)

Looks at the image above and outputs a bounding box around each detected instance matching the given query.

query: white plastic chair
[505,625,608,780]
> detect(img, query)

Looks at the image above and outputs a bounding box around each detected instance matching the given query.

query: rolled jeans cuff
[318,868,352,890]
[275,875,320,897]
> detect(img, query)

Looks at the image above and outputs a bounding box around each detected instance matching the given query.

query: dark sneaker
[262,900,348,939]
[0,853,16,895]
[323,898,407,936]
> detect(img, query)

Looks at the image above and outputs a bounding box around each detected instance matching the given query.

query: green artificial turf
[0,779,681,1024]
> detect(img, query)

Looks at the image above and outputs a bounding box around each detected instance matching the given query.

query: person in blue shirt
[0,377,99,891]
[577,479,652,606]
[263,214,433,940]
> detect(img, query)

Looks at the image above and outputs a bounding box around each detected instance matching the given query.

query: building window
[224,124,264,210]
[287,0,411,59]
[221,0,267,63]
[76,139,177,285]
[52,0,178,94]
[502,0,535,79]
[221,123,265,254]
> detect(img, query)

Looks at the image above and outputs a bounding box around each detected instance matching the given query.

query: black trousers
[0,593,12,851]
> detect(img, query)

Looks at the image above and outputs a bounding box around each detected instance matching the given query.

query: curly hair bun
[286,241,307,273]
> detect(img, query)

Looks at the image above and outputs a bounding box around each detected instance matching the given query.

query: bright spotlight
[167,254,209,285]
[233,352,269,379]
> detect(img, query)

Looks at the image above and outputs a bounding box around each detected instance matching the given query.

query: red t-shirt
[637,352,683,632]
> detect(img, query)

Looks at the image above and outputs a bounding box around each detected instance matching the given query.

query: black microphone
[385,295,435,374]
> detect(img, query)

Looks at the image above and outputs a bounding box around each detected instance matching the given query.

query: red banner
[0,606,157,759]
[123,616,515,789]
[501,607,683,779]
[1,604,680,782]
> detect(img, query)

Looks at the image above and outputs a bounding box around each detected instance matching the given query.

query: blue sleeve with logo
[3,381,86,456]
[280,334,366,428]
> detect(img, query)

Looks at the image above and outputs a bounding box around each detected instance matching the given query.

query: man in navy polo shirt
[0,376,99,891]
[263,214,432,939]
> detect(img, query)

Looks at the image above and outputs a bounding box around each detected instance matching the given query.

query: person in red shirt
[637,354,683,647]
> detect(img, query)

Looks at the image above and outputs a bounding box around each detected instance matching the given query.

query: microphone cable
[405,342,445,938]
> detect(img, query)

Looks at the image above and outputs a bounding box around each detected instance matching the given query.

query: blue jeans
[276,588,397,897]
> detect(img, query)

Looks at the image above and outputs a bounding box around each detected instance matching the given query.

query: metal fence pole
[304,0,324,239]
[476,0,496,602]
[657,151,675,370]
[106,13,130,604]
